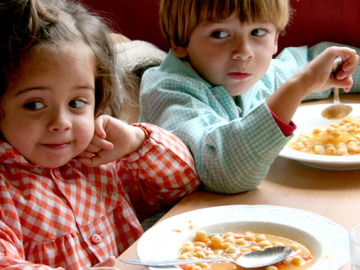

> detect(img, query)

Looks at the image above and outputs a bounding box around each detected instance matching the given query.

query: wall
[83,0,360,53]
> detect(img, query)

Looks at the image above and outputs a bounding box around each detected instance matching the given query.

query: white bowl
[137,205,348,270]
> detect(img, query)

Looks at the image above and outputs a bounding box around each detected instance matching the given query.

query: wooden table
[117,94,360,270]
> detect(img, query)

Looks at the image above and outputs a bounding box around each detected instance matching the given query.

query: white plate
[137,205,348,270]
[279,103,360,170]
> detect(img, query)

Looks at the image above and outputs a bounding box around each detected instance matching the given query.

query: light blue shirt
[139,42,360,194]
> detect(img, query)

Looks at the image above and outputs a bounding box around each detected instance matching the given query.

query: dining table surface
[116,93,360,270]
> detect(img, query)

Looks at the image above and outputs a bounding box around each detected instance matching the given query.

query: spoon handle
[120,258,232,267]
[333,87,340,105]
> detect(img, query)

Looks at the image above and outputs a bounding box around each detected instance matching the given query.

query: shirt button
[52,169,61,179]
[90,233,102,244]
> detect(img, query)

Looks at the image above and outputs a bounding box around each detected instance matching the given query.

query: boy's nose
[47,109,72,132]
[232,39,254,61]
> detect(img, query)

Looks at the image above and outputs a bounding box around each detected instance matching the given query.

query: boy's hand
[302,46,359,94]
[77,115,146,166]
[267,46,359,123]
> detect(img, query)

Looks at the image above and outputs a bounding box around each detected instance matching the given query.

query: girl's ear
[272,33,280,55]
[170,41,188,58]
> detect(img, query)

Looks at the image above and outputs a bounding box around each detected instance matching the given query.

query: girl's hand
[89,256,118,270]
[77,115,146,166]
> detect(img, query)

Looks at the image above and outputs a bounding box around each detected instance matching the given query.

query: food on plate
[289,116,360,156]
[177,230,314,270]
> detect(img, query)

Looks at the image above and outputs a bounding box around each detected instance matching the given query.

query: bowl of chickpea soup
[137,205,348,270]
[279,104,360,170]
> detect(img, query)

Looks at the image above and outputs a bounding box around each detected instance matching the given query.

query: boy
[139,0,359,194]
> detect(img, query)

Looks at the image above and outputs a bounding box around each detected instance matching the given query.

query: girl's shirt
[139,42,360,194]
[0,123,199,270]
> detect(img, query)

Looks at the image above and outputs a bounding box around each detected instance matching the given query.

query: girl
[139,0,360,194]
[0,0,199,269]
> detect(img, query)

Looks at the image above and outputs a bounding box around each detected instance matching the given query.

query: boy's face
[172,13,279,97]
[0,43,96,168]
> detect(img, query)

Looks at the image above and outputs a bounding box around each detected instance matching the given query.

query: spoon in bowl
[321,57,352,120]
[120,246,293,269]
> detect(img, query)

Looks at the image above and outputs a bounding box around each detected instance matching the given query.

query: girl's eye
[211,30,229,39]
[23,101,45,110]
[251,29,267,37]
[69,99,87,109]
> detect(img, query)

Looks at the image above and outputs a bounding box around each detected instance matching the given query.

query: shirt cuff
[269,108,297,136]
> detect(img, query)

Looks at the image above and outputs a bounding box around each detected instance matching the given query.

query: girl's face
[0,43,96,168]
[172,13,279,97]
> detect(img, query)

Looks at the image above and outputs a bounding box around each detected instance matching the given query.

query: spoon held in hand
[321,57,352,120]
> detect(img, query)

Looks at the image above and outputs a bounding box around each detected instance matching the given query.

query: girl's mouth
[42,143,70,150]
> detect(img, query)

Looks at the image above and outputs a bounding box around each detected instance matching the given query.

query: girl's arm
[119,123,200,221]
[78,118,199,221]
[77,116,146,166]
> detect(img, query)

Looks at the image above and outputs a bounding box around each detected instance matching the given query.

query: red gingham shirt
[0,123,199,270]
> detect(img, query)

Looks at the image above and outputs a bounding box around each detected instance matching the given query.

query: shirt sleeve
[269,108,297,137]
[119,123,200,221]
[273,42,360,101]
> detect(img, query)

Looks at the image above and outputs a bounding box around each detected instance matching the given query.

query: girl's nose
[231,38,254,61]
[47,109,72,132]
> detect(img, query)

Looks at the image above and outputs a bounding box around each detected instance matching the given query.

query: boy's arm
[140,72,287,194]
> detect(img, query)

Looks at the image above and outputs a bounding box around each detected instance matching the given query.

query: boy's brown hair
[159,0,292,48]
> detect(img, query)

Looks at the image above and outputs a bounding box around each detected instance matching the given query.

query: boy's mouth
[228,72,251,80]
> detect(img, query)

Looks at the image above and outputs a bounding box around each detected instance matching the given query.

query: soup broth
[177,230,315,270]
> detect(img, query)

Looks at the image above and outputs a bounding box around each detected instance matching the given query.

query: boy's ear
[272,33,280,55]
[170,41,188,58]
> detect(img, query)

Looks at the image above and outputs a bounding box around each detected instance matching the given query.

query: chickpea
[312,127,322,134]
[265,266,278,270]
[244,231,255,241]
[235,238,248,245]
[204,250,214,256]
[210,235,223,249]
[313,144,325,154]
[291,255,305,266]
[180,245,195,253]
[255,234,266,242]
[259,240,272,248]
[224,236,235,243]
[177,254,189,260]
[194,230,209,243]
[292,142,305,150]
[192,265,202,270]
[225,246,240,254]
[221,242,232,250]
[251,246,261,252]
[195,251,205,259]
[197,263,209,269]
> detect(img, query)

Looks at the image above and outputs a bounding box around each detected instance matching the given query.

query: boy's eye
[211,30,229,38]
[251,29,267,37]
[23,101,45,110]
[69,99,87,109]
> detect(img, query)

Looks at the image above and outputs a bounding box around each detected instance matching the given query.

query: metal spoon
[120,246,293,269]
[321,57,352,120]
